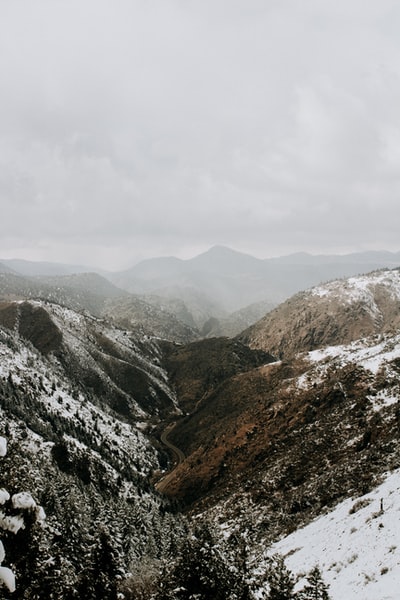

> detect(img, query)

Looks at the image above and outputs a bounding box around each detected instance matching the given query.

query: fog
[1,1,400,269]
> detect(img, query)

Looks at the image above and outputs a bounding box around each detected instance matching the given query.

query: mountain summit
[110,247,400,321]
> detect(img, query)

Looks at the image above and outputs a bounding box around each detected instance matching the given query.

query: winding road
[160,423,186,465]
[155,422,185,493]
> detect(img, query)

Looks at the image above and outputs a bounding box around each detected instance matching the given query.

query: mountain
[109,246,283,319]
[0,258,106,277]
[189,244,265,274]
[1,265,400,598]
[0,299,187,597]
[0,262,16,274]
[0,271,198,343]
[154,269,400,594]
[3,247,400,336]
[108,246,400,328]
[102,295,199,344]
[240,268,400,358]
[0,271,125,316]
[0,299,176,417]
[201,298,276,338]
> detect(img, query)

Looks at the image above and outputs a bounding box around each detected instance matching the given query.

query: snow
[269,469,400,600]
[0,513,25,534]
[36,506,46,522]
[0,541,4,564]
[370,390,399,412]
[0,438,6,458]
[0,566,16,593]
[0,490,10,506]
[0,323,159,477]
[12,492,37,510]
[311,270,400,304]
[306,332,400,377]
[310,270,400,329]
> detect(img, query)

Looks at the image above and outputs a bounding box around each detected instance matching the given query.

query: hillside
[201,298,276,338]
[269,467,400,600]
[0,272,123,316]
[0,300,177,418]
[0,271,198,344]
[153,270,400,599]
[109,247,400,326]
[240,268,400,358]
[1,267,400,598]
[4,248,400,338]
[102,295,199,344]
[0,303,187,598]
[159,328,400,514]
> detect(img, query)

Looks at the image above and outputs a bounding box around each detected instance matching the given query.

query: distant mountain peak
[196,244,260,259]
[201,244,248,255]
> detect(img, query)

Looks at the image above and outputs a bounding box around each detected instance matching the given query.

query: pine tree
[265,555,296,600]
[77,526,120,600]
[154,523,250,600]
[297,566,330,600]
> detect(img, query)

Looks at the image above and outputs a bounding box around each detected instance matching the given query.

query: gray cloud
[1,0,400,269]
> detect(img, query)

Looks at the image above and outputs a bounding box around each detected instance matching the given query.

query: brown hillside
[158,345,400,545]
[160,337,274,415]
[239,269,400,359]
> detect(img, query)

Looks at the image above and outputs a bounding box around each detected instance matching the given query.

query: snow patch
[0,438,7,458]
[0,566,16,593]
[270,469,400,600]
[12,492,37,510]
[0,513,25,534]
[0,490,10,506]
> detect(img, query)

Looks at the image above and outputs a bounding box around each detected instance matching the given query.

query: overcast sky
[1,1,400,269]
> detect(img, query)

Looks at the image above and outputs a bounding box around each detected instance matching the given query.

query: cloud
[1,0,400,268]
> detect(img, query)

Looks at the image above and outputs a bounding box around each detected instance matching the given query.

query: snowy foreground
[270,468,400,600]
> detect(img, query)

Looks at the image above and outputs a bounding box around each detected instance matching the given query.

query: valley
[0,253,400,598]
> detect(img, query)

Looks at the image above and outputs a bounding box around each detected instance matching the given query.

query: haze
[1,1,400,270]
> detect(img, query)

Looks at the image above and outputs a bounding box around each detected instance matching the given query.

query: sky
[1,0,400,270]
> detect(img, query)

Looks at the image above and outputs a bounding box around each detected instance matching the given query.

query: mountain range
[0,250,400,598]
[2,245,400,337]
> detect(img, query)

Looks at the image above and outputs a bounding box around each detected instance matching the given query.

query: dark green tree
[265,555,296,600]
[297,566,330,600]
[154,523,250,600]
[77,527,120,600]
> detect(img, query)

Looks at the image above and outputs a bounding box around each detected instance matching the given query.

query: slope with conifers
[1,260,400,598]
[0,269,198,343]
[157,268,400,550]
[0,298,189,599]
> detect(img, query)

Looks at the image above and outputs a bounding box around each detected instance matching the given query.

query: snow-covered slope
[0,323,157,476]
[240,268,400,359]
[271,468,400,600]
[0,301,187,597]
[0,299,178,418]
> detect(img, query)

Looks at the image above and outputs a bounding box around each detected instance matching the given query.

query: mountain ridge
[3,247,400,332]
[1,257,400,598]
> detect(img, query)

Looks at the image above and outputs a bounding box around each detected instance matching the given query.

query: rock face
[239,269,400,359]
